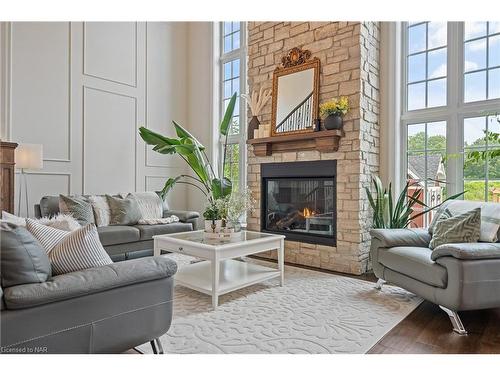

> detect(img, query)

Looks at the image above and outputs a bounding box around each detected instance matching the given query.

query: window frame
[400,22,500,205]
[217,21,247,192]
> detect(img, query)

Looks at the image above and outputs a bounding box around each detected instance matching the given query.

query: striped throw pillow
[49,224,112,275]
[26,218,69,253]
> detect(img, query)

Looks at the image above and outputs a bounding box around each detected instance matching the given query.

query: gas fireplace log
[275,211,304,230]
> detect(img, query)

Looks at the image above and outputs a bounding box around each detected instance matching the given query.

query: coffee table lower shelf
[175,259,281,303]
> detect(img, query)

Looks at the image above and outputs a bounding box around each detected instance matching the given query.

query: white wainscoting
[1,21,189,217]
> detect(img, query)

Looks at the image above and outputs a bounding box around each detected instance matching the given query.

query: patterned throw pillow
[49,224,112,275]
[26,218,70,253]
[59,195,95,225]
[429,208,481,250]
[87,195,111,227]
[106,195,142,225]
[127,192,163,220]
[428,208,452,235]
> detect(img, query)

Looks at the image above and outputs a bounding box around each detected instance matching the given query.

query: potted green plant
[138,93,237,227]
[203,202,222,233]
[319,96,350,130]
[365,176,464,229]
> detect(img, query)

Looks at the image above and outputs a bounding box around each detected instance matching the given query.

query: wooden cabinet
[1,142,18,214]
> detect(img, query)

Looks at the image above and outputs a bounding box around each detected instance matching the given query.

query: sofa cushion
[0,222,52,287]
[429,208,481,249]
[59,195,95,225]
[378,246,448,288]
[134,222,193,240]
[106,195,142,225]
[97,225,140,246]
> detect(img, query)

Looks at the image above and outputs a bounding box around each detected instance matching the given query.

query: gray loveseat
[35,195,200,261]
[1,252,177,353]
[370,200,500,335]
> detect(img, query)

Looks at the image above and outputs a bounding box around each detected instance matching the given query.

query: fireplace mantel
[247,129,344,157]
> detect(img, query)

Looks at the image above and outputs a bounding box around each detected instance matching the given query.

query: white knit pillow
[127,192,163,220]
[35,213,81,232]
[87,195,111,227]
[49,224,112,275]
[26,218,70,253]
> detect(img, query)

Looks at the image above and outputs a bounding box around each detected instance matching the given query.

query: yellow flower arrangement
[319,96,350,117]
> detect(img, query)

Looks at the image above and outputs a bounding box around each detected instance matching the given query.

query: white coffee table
[153,230,285,309]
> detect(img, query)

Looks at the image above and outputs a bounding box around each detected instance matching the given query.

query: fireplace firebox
[261,160,336,246]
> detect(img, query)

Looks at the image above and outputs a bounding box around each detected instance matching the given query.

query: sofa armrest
[431,242,500,261]
[3,256,177,310]
[370,228,431,248]
[163,209,200,222]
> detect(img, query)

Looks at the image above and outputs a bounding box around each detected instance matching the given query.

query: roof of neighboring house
[408,154,444,182]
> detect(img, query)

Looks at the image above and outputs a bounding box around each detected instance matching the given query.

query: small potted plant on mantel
[319,96,350,130]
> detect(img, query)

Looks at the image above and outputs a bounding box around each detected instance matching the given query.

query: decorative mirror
[271,47,320,136]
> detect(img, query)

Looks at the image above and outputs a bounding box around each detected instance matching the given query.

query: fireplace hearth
[261,160,336,246]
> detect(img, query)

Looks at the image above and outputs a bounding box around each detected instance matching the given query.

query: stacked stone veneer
[246,22,380,275]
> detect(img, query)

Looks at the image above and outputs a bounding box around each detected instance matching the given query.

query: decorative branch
[242,86,272,117]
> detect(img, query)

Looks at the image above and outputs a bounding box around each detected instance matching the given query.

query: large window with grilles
[401,22,500,227]
[218,22,247,191]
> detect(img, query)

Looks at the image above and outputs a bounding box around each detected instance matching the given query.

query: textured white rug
[139,254,422,354]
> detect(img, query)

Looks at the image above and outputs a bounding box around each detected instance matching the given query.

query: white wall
[0,22,189,217]
[185,22,217,214]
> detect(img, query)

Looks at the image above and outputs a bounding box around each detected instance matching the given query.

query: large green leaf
[159,176,182,200]
[139,127,179,147]
[211,177,232,199]
[172,121,206,150]
[219,93,237,136]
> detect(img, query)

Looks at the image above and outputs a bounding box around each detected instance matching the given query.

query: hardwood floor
[369,301,500,354]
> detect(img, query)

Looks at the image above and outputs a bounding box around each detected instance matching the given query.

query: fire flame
[302,208,316,218]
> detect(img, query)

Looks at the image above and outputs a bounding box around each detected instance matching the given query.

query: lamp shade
[15,143,43,170]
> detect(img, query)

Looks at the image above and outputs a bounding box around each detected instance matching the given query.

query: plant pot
[248,116,260,140]
[323,114,343,130]
[204,219,222,233]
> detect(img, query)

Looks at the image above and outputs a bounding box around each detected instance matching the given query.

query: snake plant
[365,176,464,229]
[139,92,237,205]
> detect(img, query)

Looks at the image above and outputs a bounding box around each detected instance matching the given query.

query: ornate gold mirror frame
[271,47,320,137]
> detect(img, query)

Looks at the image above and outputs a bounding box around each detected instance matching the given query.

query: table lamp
[15,143,43,217]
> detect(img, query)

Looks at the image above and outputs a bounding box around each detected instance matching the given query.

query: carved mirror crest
[271,47,320,136]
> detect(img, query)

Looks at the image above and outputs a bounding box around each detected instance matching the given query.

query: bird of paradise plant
[138,92,237,207]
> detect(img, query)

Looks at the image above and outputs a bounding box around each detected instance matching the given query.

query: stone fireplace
[261,160,336,246]
[246,22,380,275]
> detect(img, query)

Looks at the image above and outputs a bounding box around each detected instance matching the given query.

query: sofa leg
[374,278,386,290]
[439,305,468,335]
[150,338,164,354]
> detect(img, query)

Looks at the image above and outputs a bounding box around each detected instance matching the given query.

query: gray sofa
[1,255,177,353]
[370,200,500,335]
[35,195,200,261]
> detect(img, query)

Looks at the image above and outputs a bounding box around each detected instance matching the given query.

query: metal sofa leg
[439,305,468,335]
[150,338,164,354]
[374,278,386,290]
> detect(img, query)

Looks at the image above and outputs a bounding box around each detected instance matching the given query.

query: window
[406,22,447,110]
[402,22,500,227]
[218,22,246,191]
[464,22,500,102]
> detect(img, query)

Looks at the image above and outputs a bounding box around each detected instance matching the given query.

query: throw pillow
[106,195,142,225]
[59,195,95,225]
[87,195,111,227]
[127,192,163,220]
[1,211,26,226]
[35,213,81,232]
[49,224,112,275]
[26,218,70,253]
[428,208,452,235]
[0,222,52,287]
[429,208,481,250]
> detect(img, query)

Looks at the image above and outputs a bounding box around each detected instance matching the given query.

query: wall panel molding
[83,22,138,88]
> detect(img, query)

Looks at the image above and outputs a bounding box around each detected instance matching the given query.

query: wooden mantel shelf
[247,129,344,157]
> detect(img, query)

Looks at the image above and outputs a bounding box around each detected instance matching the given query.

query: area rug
[139,254,422,354]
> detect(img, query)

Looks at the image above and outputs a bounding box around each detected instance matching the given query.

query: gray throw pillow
[59,195,95,225]
[0,222,52,287]
[106,195,142,225]
[429,208,481,250]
